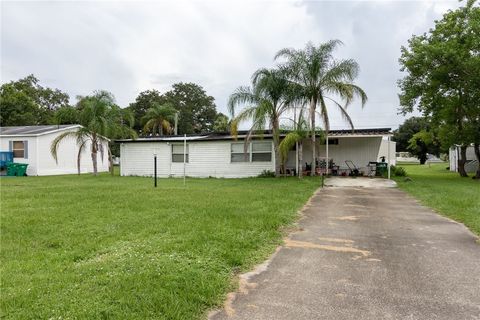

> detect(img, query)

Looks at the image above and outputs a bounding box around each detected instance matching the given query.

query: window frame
[230,141,272,163]
[231,142,250,163]
[251,141,272,162]
[171,144,189,163]
[12,141,25,158]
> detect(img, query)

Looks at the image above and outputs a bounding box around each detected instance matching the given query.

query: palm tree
[142,103,176,136]
[279,109,317,178]
[275,40,367,175]
[50,91,137,176]
[228,67,297,176]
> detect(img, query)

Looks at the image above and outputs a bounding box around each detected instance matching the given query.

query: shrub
[257,170,275,178]
[390,165,407,177]
[395,166,407,177]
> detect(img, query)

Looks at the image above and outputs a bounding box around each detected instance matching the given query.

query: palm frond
[122,108,135,128]
[230,118,239,139]
[143,119,156,134]
[233,106,260,125]
[50,131,82,163]
[346,83,368,107]
[162,119,172,133]
[322,97,354,130]
[319,97,330,132]
[323,59,359,83]
[141,103,175,135]
[251,68,271,85]
[279,132,301,160]
[327,82,368,107]
[274,47,299,61]
[228,86,256,117]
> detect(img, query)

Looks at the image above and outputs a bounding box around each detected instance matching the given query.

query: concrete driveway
[210,180,480,320]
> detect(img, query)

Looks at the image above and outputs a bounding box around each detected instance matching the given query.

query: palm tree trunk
[91,135,98,176]
[474,143,480,179]
[91,150,98,176]
[272,119,281,177]
[298,142,303,179]
[310,97,316,177]
[77,153,81,175]
[458,145,468,177]
[108,145,114,176]
[274,145,281,177]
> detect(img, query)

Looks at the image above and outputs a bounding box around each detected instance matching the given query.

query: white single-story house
[0,125,109,176]
[449,145,478,173]
[117,128,395,178]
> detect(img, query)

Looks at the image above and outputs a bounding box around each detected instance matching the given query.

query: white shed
[117,128,395,178]
[449,145,478,173]
[0,125,109,176]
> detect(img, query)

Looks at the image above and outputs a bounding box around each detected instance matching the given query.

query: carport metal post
[326,132,329,175]
[153,152,157,188]
[387,135,391,179]
[183,134,186,186]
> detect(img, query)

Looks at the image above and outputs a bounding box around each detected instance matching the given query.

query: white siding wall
[120,142,171,177]
[378,139,397,166]
[0,136,38,175]
[120,140,275,178]
[36,131,109,175]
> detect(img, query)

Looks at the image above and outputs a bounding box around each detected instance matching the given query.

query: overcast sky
[1,0,460,130]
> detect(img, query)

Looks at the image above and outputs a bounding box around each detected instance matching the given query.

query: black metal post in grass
[154,154,157,188]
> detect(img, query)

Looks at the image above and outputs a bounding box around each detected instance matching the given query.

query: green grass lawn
[0,174,320,319]
[394,163,480,236]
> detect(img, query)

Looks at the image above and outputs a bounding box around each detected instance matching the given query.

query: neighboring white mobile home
[0,125,109,176]
[118,128,395,178]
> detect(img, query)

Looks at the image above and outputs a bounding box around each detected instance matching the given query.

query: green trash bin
[16,163,29,176]
[6,163,17,176]
[376,162,388,177]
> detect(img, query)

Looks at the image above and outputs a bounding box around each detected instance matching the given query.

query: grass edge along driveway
[1,174,320,319]
[394,163,480,236]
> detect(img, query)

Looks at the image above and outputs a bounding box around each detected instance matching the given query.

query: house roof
[116,128,392,143]
[0,125,81,137]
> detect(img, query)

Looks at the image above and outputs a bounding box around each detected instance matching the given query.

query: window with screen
[251,141,272,162]
[172,144,189,163]
[12,141,25,158]
[231,143,249,162]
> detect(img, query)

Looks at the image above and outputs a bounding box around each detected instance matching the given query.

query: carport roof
[116,128,392,143]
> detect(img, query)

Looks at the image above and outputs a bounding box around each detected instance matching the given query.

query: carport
[282,128,396,177]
